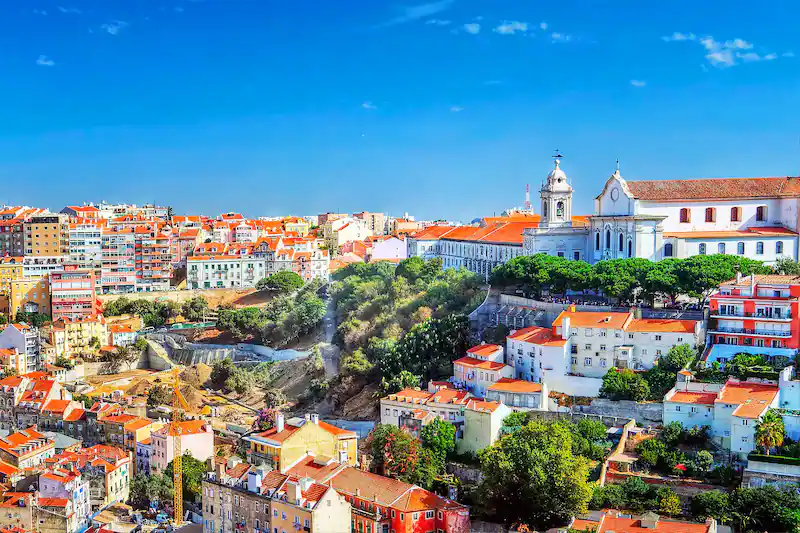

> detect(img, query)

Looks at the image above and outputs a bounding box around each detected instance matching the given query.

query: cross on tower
[553,149,563,160]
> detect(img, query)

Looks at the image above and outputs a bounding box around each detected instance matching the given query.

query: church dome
[544,158,572,192]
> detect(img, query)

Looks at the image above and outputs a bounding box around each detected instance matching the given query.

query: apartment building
[149,420,214,474]
[380,384,471,435]
[50,315,107,359]
[8,277,50,318]
[0,427,56,470]
[452,344,514,397]
[353,211,387,236]
[0,323,41,374]
[0,493,36,530]
[243,413,358,470]
[45,444,132,510]
[0,257,23,296]
[50,266,98,321]
[23,214,69,256]
[323,217,372,251]
[100,228,136,294]
[67,220,104,274]
[38,467,91,527]
[705,273,800,367]
[134,227,172,292]
[0,207,45,257]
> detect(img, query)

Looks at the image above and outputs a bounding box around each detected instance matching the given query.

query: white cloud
[667,33,783,68]
[57,6,81,14]
[450,106,464,112]
[463,23,480,34]
[33,9,47,15]
[361,101,377,110]
[101,20,129,35]
[662,32,696,42]
[551,32,571,42]
[494,21,528,35]
[379,0,454,27]
[36,55,55,67]
[425,18,451,26]
[782,51,794,58]
[630,80,646,88]
[539,22,548,31]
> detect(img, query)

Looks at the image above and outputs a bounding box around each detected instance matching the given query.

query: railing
[712,311,792,320]
[709,326,792,337]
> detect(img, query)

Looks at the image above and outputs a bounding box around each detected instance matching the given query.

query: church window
[756,206,767,221]
[543,203,548,218]
[718,243,726,254]
[756,242,764,255]
[605,230,611,249]
[663,243,673,257]
[557,251,565,258]
[618,233,624,252]
[737,242,745,255]
[699,243,707,255]
[573,251,580,261]
[777,241,784,255]
[731,207,741,222]
[705,207,716,223]
[556,201,564,218]
[679,208,690,223]
[627,240,633,258]
[595,232,600,251]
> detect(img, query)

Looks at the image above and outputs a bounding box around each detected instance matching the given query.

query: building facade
[49,266,98,322]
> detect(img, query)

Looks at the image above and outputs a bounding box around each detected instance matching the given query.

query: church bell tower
[540,152,573,228]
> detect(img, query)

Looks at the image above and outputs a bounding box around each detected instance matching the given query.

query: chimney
[304,413,311,422]
[215,461,225,479]
[311,414,319,425]
[299,477,313,492]
[736,271,742,283]
[286,479,300,504]
[561,316,570,339]
[275,413,285,433]
[247,468,263,494]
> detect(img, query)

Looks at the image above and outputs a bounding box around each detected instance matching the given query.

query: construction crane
[171,367,190,525]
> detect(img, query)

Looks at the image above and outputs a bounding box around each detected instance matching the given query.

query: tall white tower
[540,153,573,228]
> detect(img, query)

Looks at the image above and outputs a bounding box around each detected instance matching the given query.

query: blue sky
[0,0,798,221]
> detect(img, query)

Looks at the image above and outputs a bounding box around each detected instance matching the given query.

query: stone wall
[573,399,663,427]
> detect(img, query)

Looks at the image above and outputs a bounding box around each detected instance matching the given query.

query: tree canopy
[256,271,304,293]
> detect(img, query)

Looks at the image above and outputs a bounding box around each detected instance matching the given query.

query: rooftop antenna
[615,158,620,173]
[525,184,531,211]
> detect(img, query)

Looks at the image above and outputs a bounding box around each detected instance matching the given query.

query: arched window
[556,201,564,217]
[756,241,764,255]
[699,243,707,255]
[543,203,548,218]
[737,242,745,255]
[605,230,611,249]
[777,241,784,255]
[618,233,624,252]
[731,207,741,222]
[664,243,674,257]
[627,240,633,258]
[718,242,726,254]
[705,207,716,223]
[756,206,767,221]
[680,208,690,223]
[595,232,600,251]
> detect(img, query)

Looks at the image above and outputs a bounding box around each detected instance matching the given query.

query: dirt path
[318,297,341,378]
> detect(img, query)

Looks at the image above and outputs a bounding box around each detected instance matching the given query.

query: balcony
[711,310,792,321]
[708,326,792,337]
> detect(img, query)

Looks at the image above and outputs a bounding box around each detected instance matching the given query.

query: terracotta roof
[488,378,542,393]
[41,399,72,414]
[388,389,433,403]
[466,344,502,357]
[626,318,698,333]
[285,454,347,481]
[553,310,631,330]
[593,513,712,532]
[667,391,717,406]
[63,409,86,422]
[721,273,800,286]
[507,325,567,346]
[664,226,797,239]
[452,356,508,371]
[38,498,69,507]
[0,376,24,388]
[429,388,470,405]
[317,420,357,438]
[155,420,210,437]
[718,381,779,418]
[626,176,799,201]
[465,399,503,413]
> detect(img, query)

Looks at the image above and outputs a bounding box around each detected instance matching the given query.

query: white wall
[638,198,787,233]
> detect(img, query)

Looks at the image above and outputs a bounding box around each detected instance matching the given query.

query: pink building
[50,265,98,322]
[149,420,213,474]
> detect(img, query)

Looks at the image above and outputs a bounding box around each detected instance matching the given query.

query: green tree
[773,256,800,275]
[147,384,172,407]
[263,388,286,408]
[599,368,650,401]
[691,490,730,523]
[661,421,683,446]
[13,311,50,328]
[370,424,421,483]
[181,296,209,322]
[635,438,665,470]
[754,409,785,455]
[164,453,206,503]
[420,418,456,467]
[677,254,768,304]
[657,487,682,516]
[210,358,235,389]
[54,356,74,370]
[478,420,592,530]
[642,258,684,304]
[73,393,94,408]
[590,483,626,510]
[256,271,304,293]
[304,346,324,375]
[380,370,420,394]
[340,349,373,376]
[694,450,714,474]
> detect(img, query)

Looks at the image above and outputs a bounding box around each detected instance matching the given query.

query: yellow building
[23,214,69,256]
[9,277,50,317]
[0,257,23,295]
[51,314,107,358]
[283,217,310,237]
[244,413,358,471]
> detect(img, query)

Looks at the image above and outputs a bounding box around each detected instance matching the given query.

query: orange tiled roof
[721,273,800,286]
[664,226,798,239]
[465,399,503,413]
[593,513,712,532]
[718,381,779,419]
[667,391,717,406]
[626,318,697,333]
[156,420,210,437]
[553,310,631,330]
[387,389,433,403]
[466,344,502,357]
[626,176,799,201]
[452,356,507,371]
[488,377,542,394]
[429,388,470,405]
[507,325,567,346]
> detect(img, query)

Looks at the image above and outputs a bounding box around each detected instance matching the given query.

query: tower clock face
[610,187,619,201]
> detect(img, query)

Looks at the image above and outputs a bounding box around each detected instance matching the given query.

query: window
[742,419,748,426]
[627,240,632,258]
[756,205,767,221]
[705,207,716,222]
[605,230,611,249]
[573,251,580,260]
[599,344,606,351]
[737,241,745,255]
[642,349,648,355]
[699,243,706,255]
[595,232,600,250]
[618,233,624,252]
[584,357,592,366]
[655,335,662,341]
[731,206,741,221]
[718,243,726,254]
[676,406,681,412]
[584,344,591,350]
[776,241,784,255]
[425,511,435,519]
[600,358,607,368]
[628,334,634,339]
[571,357,577,365]
[756,242,764,255]
[679,208,690,223]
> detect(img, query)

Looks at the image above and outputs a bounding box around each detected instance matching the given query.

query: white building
[379,384,471,428]
[486,378,547,411]
[367,236,408,262]
[663,372,780,457]
[324,217,373,251]
[452,344,514,397]
[68,221,104,273]
[0,323,40,373]
[149,420,214,474]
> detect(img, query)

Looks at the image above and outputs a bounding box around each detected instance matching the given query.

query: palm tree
[754,409,785,455]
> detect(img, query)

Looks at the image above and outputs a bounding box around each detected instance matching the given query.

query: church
[523,156,799,264]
